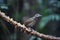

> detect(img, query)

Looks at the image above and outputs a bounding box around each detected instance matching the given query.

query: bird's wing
[27,20,36,27]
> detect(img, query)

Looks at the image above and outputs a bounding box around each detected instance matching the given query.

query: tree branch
[0,11,60,40]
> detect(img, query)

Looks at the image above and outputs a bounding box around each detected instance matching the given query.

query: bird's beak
[39,15,42,17]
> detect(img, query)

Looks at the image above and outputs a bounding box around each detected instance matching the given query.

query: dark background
[0,0,60,40]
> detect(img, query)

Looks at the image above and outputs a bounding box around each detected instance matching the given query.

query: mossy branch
[0,11,60,40]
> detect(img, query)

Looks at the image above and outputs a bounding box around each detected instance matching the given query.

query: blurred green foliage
[0,0,60,40]
[38,14,60,30]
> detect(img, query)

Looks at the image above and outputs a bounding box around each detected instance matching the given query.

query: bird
[23,13,42,28]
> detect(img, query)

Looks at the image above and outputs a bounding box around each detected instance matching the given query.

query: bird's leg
[27,26,34,32]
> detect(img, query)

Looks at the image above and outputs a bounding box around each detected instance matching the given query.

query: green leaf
[38,14,60,30]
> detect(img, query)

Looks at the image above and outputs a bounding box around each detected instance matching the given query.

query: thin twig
[0,11,60,40]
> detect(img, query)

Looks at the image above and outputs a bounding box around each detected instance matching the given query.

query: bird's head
[34,13,42,18]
